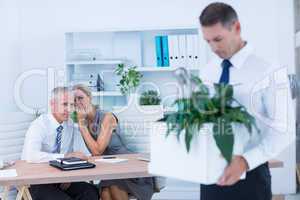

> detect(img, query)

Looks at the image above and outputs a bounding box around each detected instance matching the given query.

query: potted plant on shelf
[149,72,259,184]
[139,90,161,105]
[115,64,143,105]
[138,90,163,114]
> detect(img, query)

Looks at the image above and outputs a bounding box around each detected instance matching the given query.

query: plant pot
[113,104,164,121]
[137,105,163,115]
[148,122,249,184]
[126,93,139,107]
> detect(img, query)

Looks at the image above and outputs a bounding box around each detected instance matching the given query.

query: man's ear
[50,98,54,106]
[234,21,241,34]
[50,98,56,112]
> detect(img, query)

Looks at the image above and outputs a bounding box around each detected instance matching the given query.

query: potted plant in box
[149,72,259,184]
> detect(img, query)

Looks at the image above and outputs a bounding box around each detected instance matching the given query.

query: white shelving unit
[136,67,199,72]
[66,59,125,65]
[92,91,123,97]
[65,27,207,109]
[65,27,206,110]
[64,27,207,200]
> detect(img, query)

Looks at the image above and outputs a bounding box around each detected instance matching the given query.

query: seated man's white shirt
[21,113,74,163]
[199,43,295,171]
[73,127,91,156]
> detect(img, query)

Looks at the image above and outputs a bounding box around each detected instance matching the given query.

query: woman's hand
[76,104,88,127]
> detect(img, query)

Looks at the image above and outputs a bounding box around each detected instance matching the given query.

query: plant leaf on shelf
[115,64,143,95]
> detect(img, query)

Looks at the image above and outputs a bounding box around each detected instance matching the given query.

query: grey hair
[51,86,70,100]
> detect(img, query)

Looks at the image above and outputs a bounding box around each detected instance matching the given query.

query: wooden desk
[0,155,285,200]
[0,154,151,200]
[269,160,284,168]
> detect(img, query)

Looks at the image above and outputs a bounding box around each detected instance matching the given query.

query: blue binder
[155,36,163,66]
[161,36,169,67]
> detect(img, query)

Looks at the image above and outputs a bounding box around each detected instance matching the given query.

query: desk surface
[0,154,151,187]
[0,154,283,187]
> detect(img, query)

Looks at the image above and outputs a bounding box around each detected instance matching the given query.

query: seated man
[21,87,99,200]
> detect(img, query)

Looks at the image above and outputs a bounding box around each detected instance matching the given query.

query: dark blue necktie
[219,59,232,84]
[54,125,63,153]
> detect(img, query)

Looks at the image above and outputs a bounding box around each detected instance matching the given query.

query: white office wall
[19,0,201,111]
[19,0,294,110]
[16,0,296,196]
[0,0,21,112]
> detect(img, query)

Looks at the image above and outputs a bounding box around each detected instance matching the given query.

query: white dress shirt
[199,43,295,171]
[21,113,75,163]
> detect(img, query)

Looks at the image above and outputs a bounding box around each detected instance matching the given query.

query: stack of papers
[137,154,150,162]
[95,158,128,164]
[0,169,17,178]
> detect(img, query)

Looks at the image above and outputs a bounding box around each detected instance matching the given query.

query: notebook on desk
[49,157,96,171]
[137,153,150,162]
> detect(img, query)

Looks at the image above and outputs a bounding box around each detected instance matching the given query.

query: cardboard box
[149,122,247,184]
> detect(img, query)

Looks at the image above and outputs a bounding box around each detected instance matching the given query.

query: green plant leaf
[191,75,209,95]
[213,83,234,111]
[115,64,143,95]
[213,120,234,163]
[185,127,193,152]
[139,90,161,105]
[163,76,258,164]
[115,64,124,75]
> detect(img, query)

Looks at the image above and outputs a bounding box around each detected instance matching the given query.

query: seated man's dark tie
[54,125,63,153]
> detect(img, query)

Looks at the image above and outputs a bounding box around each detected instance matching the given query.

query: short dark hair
[199,2,238,28]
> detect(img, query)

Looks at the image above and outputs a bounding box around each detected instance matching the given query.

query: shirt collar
[214,41,253,69]
[48,113,64,129]
[229,42,253,69]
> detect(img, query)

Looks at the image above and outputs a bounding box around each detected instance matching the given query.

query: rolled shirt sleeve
[243,71,295,170]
